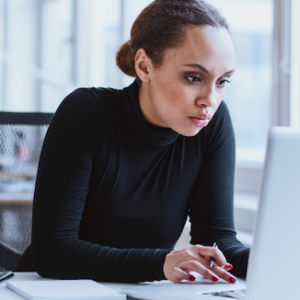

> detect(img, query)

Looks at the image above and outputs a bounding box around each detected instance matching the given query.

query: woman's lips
[189,114,211,127]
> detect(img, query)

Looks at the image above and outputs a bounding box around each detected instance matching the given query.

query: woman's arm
[162,102,249,283]
[31,89,169,283]
[188,101,249,278]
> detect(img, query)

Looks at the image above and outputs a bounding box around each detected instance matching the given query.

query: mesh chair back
[0,112,53,271]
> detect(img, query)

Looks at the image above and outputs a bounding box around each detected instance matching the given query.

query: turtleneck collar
[124,80,179,146]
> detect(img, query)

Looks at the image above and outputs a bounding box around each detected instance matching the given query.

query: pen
[209,242,218,268]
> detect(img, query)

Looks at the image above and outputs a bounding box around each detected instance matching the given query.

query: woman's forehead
[162,25,236,73]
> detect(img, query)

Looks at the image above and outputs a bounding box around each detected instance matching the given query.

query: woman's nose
[195,86,216,107]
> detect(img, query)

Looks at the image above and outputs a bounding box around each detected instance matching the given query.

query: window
[0,0,76,112]
[290,0,300,127]
[209,0,273,155]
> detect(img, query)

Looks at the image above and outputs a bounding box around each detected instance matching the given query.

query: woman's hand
[163,245,236,283]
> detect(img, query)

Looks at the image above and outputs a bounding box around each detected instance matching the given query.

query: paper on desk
[6,280,126,300]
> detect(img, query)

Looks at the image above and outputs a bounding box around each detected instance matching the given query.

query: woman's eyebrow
[223,69,235,76]
[184,63,209,73]
[183,64,235,76]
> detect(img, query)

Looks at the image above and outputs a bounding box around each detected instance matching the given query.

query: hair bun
[116,41,136,77]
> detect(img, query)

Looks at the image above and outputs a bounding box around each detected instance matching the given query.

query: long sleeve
[188,102,249,278]
[31,88,169,283]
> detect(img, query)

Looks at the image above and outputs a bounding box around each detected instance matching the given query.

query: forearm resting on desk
[32,238,170,283]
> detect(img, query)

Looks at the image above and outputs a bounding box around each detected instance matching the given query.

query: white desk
[0,272,246,300]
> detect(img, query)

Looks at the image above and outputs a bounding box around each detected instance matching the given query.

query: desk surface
[0,272,136,300]
[0,272,246,300]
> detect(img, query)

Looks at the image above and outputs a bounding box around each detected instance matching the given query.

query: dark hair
[116,0,229,78]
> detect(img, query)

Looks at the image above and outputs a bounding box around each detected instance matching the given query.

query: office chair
[0,112,53,271]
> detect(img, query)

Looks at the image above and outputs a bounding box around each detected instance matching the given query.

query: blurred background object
[0,112,52,271]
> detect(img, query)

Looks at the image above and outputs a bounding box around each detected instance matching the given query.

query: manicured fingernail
[189,275,196,281]
[226,263,234,269]
[229,276,236,283]
[212,275,219,282]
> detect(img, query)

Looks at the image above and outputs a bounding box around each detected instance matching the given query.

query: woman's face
[137,25,236,137]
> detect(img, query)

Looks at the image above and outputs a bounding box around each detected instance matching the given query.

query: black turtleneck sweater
[32,80,249,283]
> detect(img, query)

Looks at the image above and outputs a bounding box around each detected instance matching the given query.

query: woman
[30,0,249,283]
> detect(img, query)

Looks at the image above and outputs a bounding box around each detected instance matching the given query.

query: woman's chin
[174,126,203,137]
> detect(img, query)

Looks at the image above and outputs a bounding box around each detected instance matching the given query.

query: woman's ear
[135,49,152,82]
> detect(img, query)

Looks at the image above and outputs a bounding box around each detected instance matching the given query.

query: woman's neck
[138,82,167,128]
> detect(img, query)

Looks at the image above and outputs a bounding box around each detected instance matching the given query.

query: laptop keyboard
[202,288,246,299]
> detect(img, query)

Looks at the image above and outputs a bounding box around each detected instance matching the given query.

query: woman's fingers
[192,245,227,268]
[179,259,220,282]
[163,244,235,284]
[224,263,234,271]
[209,265,236,283]
[208,260,233,270]
[172,267,196,283]
[179,260,236,284]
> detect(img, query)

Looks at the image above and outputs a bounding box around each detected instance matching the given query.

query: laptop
[123,127,300,300]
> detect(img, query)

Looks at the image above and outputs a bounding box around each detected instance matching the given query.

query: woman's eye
[218,79,231,87]
[186,76,201,83]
